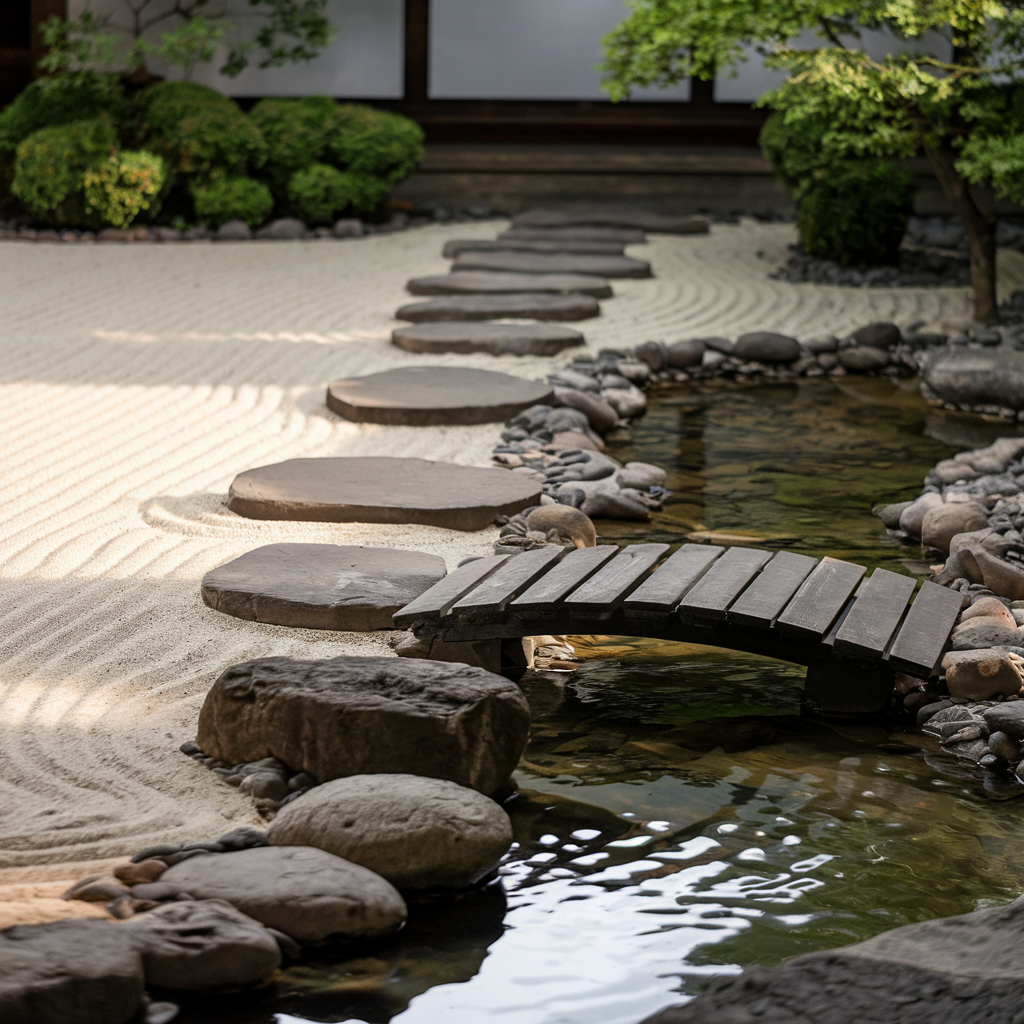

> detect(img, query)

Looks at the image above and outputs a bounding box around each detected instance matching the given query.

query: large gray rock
[551,387,619,434]
[0,919,145,1024]
[982,701,1024,738]
[733,332,800,364]
[640,896,1024,1024]
[406,271,613,299]
[202,543,447,630]
[215,220,252,241]
[196,655,530,797]
[396,293,601,323]
[920,501,988,552]
[391,322,585,357]
[850,321,901,349]
[666,339,705,368]
[898,492,944,537]
[256,217,306,240]
[452,250,652,279]
[942,649,1024,699]
[161,846,406,944]
[267,774,513,890]
[922,346,1024,410]
[838,346,890,372]
[125,899,281,990]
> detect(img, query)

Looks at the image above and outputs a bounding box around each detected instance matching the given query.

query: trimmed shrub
[192,175,273,227]
[798,162,916,267]
[759,111,829,201]
[326,104,423,184]
[0,72,124,154]
[249,96,337,192]
[83,150,165,228]
[286,163,387,222]
[12,116,117,227]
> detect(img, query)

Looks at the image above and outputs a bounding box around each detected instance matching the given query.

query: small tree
[602,0,1024,322]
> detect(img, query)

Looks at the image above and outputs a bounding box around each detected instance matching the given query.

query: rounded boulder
[921,501,988,553]
[733,332,801,364]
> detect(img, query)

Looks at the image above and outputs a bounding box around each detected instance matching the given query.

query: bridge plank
[728,551,819,629]
[623,543,724,614]
[775,557,866,642]
[509,545,618,616]
[392,554,510,627]
[678,546,772,624]
[888,580,964,677]
[833,568,918,662]
[563,543,670,618]
[449,546,565,616]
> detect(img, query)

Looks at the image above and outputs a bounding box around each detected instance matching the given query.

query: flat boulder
[850,321,901,349]
[922,346,1024,411]
[943,648,1024,699]
[125,899,280,990]
[267,774,513,890]
[196,655,531,797]
[733,332,801,364]
[227,456,541,531]
[201,543,447,630]
[406,271,613,299]
[326,367,552,426]
[442,238,625,257]
[255,217,305,240]
[499,225,646,244]
[452,251,652,279]
[0,918,145,1024]
[950,616,1024,651]
[391,322,585,357]
[666,339,705,368]
[551,387,619,434]
[837,346,890,372]
[396,293,600,323]
[921,500,989,552]
[510,208,709,234]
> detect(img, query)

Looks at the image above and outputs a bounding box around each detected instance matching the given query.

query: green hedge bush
[83,150,165,228]
[192,175,273,227]
[286,163,389,223]
[249,96,338,192]
[326,104,424,184]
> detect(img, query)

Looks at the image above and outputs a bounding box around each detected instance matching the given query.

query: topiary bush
[326,104,424,184]
[83,150,165,228]
[286,163,389,223]
[192,175,273,227]
[249,96,337,193]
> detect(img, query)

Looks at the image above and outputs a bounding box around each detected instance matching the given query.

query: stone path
[405,271,613,299]
[511,209,710,234]
[500,226,647,244]
[451,251,652,279]
[442,238,627,257]
[396,292,601,322]
[391,322,585,357]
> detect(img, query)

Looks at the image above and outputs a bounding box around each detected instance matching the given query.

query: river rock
[666,339,705,368]
[951,615,1024,650]
[452,250,652,278]
[125,899,281,990]
[215,220,251,241]
[196,655,530,797]
[982,702,1024,739]
[396,293,601,322]
[634,341,668,371]
[0,918,145,1024]
[551,388,619,434]
[615,462,667,490]
[837,346,890,372]
[405,271,613,299]
[988,730,1021,761]
[961,596,1017,629]
[873,500,913,529]
[733,332,800,364]
[898,492,945,537]
[510,208,708,234]
[921,346,1024,411]
[850,321,901,349]
[921,501,988,552]
[391,322,585,357]
[267,774,513,891]
[973,546,1024,600]
[226,457,541,531]
[525,505,597,547]
[202,544,447,631]
[332,218,363,238]
[548,368,600,392]
[161,846,406,944]
[256,218,305,240]
[943,649,1024,699]
[579,490,651,520]
[601,385,647,419]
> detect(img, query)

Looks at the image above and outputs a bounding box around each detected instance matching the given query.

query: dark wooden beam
[404,0,429,104]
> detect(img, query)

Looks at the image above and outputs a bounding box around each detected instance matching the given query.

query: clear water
[178,380,1024,1024]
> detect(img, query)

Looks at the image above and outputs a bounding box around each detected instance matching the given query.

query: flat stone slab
[499,226,647,245]
[452,251,652,279]
[396,293,600,322]
[921,346,1024,410]
[227,457,542,530]
[326,366,553,425]
[442,238,626,258]
[511,208,710,234]
[406,271,613,299]
[201,543,448,630]
[392,321,585,357]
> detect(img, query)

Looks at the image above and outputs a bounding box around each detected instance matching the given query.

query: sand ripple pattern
[0,221,1008,867]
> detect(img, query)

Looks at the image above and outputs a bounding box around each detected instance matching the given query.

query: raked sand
[1,219,1021,891]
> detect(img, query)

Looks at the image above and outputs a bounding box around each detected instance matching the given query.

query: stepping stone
[442,238,626,257]
[396,293,600,323]
[406,271,612,299]
[326,366,553,425]
[392,321,585,357]
[511,208,710,234]
[452,251,652,279]
[227,457,542,530]
[500,226,646,245]
[201,543,448,630]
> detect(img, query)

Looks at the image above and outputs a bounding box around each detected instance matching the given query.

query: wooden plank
[624,544,724,614]
[775,557,867,643]
[392,555,509,627]
[833,568,918,662]
[448,546,565,616]
[888,580,965,677]
[678,546,772,624]
[563,544,669,618]
[509,545,618,616]
[727,551,819,629]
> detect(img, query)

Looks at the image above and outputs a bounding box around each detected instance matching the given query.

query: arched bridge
[394,543,965,715]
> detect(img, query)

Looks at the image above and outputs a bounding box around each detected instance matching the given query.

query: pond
[177,378,1024,1024]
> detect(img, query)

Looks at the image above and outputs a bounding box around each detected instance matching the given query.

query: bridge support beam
[804,660,894,716]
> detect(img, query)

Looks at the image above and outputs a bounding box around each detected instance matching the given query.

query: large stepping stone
[201,543,448,630]
[396,292,600,322]
[392,321,585,357]
[500,226,646,244]
[511,208,710,234]
[227,456,541,530]
[442,238,626,257]
[326,366,553,425]
[452,250,652,279]
[406,271,612,299]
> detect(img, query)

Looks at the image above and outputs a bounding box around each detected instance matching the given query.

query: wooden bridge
[394,543,965,714]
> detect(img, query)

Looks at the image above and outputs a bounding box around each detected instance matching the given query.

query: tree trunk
[925,144,999,323]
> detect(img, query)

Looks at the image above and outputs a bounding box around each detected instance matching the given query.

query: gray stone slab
[391,321,585,357]
[396,293,601,323]
[406,271,613,299]
[500,226,647,244]
[326,367,553,426]
[511,209,710,234]
[201,543,448,630]
[227,457,542,531]
[452,251,652,279]
[442,238,627,258]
